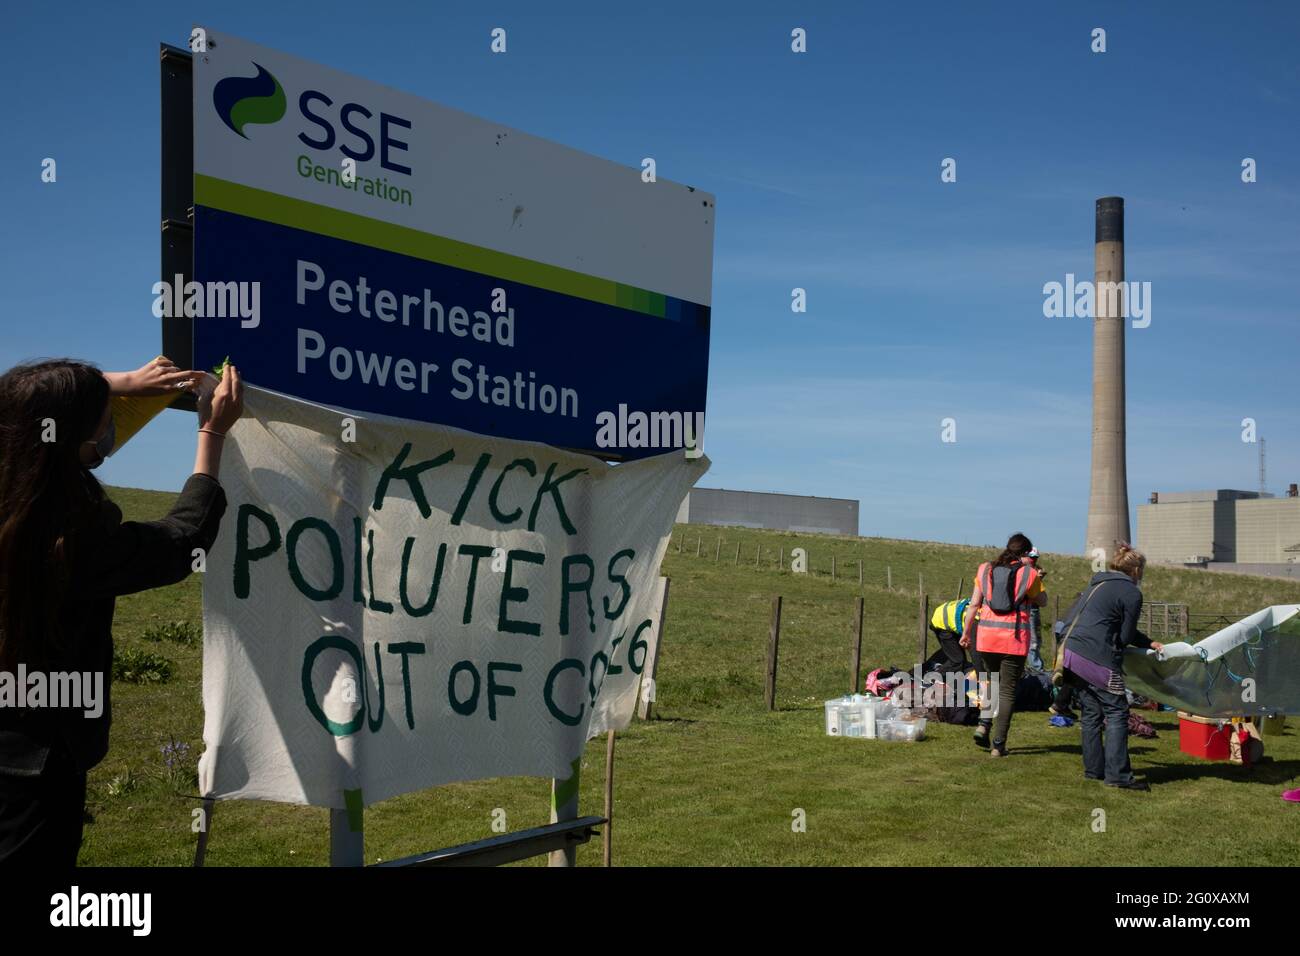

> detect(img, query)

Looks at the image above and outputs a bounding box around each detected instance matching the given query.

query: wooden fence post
[851,596,864,694]
[831,555,836,580]
[887,566,892,590]
[734,542,740,566]
[765,596,782,710]
[858,560,863,586]
[957,577,964,600]
[1052,593,1061,661]
[779,547,784,572]
[755,546,761,569]
[917,591,929,666]
[715,538,721,561]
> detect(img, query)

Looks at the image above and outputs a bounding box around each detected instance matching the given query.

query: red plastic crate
[1178,713,1232,761]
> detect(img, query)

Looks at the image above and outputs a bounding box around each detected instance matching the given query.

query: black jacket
[0,473,226,776]
[1058,571,1152,674]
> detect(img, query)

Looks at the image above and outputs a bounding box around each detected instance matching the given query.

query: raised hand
[109,356,200,396]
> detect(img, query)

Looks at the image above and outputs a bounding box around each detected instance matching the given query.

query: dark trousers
[1068,673,1135,784]
[0,751,86,867]
[976,651,1025,746]
[931,628,967,668]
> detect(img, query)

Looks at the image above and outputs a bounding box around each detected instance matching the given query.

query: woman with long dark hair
[959,532,1047,756]
[0,357,242,865]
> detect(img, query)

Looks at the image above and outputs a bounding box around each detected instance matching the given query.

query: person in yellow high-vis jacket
[929,597,971,668]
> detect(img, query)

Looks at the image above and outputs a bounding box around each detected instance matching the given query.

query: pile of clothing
[864,652,1161,732]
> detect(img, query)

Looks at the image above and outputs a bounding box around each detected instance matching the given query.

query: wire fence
[670,533,1252,643]
[668,531,955,597]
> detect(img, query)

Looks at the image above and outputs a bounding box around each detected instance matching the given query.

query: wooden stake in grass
[603,730,615,868]
[832,555,836,580]
[765,595,782,710]
[715,538,721,561]
[734,541,740,565]
[957,577,964,600]
[858,560,863,586]
[779,546,784,572]
[851,596,864,694]
[887,566,892,590]
[696,536,702,558]
[755,546,761,569]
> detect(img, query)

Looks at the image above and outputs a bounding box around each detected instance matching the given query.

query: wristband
[198,428,226,438]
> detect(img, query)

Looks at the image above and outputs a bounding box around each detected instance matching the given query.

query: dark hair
[992,532,1033,568]
[0,360,109,671]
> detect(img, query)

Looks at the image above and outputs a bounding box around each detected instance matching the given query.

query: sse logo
[212,62,286,138]
[213,61,413,176]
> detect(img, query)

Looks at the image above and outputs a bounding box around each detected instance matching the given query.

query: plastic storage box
[876,716,927,742]
[824,695,900,738]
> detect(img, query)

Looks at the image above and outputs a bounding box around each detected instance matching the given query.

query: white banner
[198,387,705,808]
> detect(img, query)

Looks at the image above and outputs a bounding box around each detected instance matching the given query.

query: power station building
[675,487,859,536]
[1137,485,1300,576]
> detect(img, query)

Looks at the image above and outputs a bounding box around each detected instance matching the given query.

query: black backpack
[984,563,1022,614]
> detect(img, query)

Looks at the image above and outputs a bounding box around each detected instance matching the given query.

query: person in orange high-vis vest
[959,532,1047,756]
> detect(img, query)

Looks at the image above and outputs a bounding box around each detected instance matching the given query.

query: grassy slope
[85,487,1300,866]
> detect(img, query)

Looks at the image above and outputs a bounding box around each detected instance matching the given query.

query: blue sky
[2,1,1296,553]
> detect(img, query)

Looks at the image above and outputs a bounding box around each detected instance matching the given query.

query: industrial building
[1137,485,1300,577]
[675,487,859,536]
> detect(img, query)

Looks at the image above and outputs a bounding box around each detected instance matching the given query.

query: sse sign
[191,30,713,458]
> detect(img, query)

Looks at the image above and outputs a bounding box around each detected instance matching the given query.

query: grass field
[83,486,1300,866]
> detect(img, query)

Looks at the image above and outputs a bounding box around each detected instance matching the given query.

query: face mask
[85,417,116,470]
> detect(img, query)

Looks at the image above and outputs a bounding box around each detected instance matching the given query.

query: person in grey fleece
[1059,544,1165,791]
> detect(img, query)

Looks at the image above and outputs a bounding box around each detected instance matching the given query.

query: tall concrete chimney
[1085,196,1131,559]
